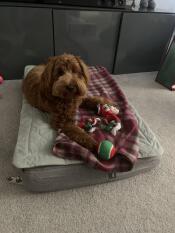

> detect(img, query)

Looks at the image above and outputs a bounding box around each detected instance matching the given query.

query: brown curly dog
[23,54,113,153]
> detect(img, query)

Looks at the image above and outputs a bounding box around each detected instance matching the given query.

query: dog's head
[41,54,89,101]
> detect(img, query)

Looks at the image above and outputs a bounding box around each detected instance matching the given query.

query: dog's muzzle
[52,74,87,98]
[65,83,77,93]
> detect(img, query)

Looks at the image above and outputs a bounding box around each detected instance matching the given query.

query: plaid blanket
[53,66,139,172]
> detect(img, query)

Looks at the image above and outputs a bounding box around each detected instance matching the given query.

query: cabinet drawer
[114,13,175,74]
[53,10,121,72]
[0,7,53,80]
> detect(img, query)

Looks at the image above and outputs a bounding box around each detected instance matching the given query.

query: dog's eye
[57,68,64,76]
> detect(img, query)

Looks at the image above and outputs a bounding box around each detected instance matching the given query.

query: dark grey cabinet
[0,7,53,80]
[0,4,175,79]
[114,13,175,74]
[53,10,121,72]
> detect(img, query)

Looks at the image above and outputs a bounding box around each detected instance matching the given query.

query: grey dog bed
[12,66,163,192]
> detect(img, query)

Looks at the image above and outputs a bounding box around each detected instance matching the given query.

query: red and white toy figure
[79,117,101,133]
[97,104,121,136]
[0,74,4,98]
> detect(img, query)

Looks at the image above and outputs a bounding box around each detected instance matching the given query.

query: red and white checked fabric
[53,66,139,172]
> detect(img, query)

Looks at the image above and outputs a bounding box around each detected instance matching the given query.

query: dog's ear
[75,56,90,85]
[40,56,57,98]
[45,56,58,77]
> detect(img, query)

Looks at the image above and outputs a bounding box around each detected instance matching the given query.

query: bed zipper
[7,176,23,185]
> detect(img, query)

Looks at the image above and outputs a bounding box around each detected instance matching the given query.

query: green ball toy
[97,140,117,160]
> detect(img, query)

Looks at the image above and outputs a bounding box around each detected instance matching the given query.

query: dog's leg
[80,96,116,111]
[50,114,98,153]
[62,123,98,152]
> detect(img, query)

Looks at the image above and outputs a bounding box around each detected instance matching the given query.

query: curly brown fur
[23,54,113,153]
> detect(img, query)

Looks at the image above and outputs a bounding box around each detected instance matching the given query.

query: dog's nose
[66,84,76,92]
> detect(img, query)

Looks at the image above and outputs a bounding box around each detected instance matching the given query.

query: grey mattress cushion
[13,66,163,170]
[21,155,159,193]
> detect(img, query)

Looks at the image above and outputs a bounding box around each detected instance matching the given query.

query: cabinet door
[114,13,175,74]
[0,7,53,80]
[53,10,121,72]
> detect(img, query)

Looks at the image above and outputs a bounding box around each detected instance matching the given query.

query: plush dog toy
[81,104,121,136]
[79,117,101,133]
[97,104,121,136]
